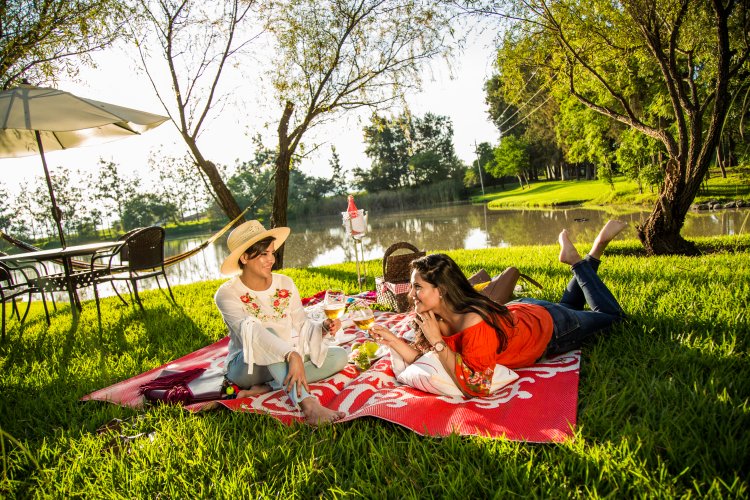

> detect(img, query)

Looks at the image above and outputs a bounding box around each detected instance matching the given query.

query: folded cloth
[139,368,206,404]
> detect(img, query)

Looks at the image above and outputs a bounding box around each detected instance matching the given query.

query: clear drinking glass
[349,300,375,334]
[323,288,346,320]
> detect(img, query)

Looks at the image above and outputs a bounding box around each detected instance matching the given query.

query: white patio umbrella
[0,82,169,247]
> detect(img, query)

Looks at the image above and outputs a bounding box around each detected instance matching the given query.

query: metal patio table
[0,241,121,320]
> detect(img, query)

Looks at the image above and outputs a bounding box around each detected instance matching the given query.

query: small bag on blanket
[139,367,224,404]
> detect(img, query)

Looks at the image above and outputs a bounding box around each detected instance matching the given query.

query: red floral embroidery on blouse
[239,289,291,320]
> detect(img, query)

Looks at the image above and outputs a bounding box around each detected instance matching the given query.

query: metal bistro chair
[94,227,143,306]
[91,226,176,322]
[1,261,50,341]
[0,250,57,312]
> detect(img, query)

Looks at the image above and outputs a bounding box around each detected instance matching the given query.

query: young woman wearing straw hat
[215,220,347,424]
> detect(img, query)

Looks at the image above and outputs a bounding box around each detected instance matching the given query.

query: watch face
[434,341,445,352]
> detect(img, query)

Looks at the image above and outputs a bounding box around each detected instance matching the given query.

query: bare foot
[558,229,582,266]
[590,220,628,259]
[300,397,345,426]
[237,384,272,398]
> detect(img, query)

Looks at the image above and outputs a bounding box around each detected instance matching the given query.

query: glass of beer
[323,289,346,320]
[349,300,375,335]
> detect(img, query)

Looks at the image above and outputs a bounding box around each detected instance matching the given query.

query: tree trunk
[184,138,243,222]
[637,205,699,255]
[272,150,292,268]
[272,101,295,269]
[637,18,731,258]
[636,159,701,256]
[201,159,242,221]
[727,136,737,170]
[717,144,727,178]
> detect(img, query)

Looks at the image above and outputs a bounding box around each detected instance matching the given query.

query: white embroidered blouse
[214,273,328,375]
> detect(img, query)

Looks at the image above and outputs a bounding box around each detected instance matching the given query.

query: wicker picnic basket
[375,242,425,312]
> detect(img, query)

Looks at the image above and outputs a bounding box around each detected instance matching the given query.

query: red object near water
[347,195,358,216]
[346,195,363,236]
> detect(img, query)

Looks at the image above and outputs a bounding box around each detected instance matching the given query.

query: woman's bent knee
[501,267,520,279]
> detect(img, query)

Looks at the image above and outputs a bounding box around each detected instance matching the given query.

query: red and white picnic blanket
[82,301,580,442]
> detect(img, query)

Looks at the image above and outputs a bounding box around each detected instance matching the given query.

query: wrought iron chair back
[116,227,143,263]
[0,261,50,341]
[91,226,176,331]
[124,226,166,271]
[1,249,57,312]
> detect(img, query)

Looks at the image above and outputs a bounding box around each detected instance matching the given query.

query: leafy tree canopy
[355,111,465,192]
[473,0,750,254]
[490,135,529,180]
[263,0,456,266]
[122,193,178,229]
[0,0,128,89]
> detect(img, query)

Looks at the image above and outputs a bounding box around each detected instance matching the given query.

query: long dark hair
[410,253,511,353]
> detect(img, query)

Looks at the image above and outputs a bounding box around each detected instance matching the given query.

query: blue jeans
[226,347,348,406]
[512,256,625,356]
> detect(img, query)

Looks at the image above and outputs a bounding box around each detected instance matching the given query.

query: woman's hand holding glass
[321,288,346,339]
[322,318,341,337]
[370,324,399,346]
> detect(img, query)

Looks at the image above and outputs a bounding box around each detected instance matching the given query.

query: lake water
[161,204,748,288]
[58,204,746,302]
[31,204,746,304]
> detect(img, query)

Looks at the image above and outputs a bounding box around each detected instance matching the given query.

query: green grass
[475,170,750,209]
[1,234,749,497]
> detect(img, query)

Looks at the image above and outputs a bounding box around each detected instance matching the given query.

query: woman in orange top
[371,220,628,397]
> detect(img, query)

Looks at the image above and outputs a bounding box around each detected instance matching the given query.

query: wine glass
[349,300,375,336]
[323,288,346,321]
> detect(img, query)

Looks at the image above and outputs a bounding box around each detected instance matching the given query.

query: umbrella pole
[34,130,67,248]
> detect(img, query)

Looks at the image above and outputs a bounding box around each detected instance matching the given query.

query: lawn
[474,169,750,209]
[1,234,749,497]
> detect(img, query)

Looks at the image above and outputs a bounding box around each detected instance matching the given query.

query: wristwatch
[433,341,447,353]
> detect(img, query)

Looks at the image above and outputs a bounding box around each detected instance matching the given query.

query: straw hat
[220,220,290,275]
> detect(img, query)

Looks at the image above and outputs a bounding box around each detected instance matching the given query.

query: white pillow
[395,351,518,397]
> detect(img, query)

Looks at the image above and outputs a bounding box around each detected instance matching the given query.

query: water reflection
[81,205,748,299]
